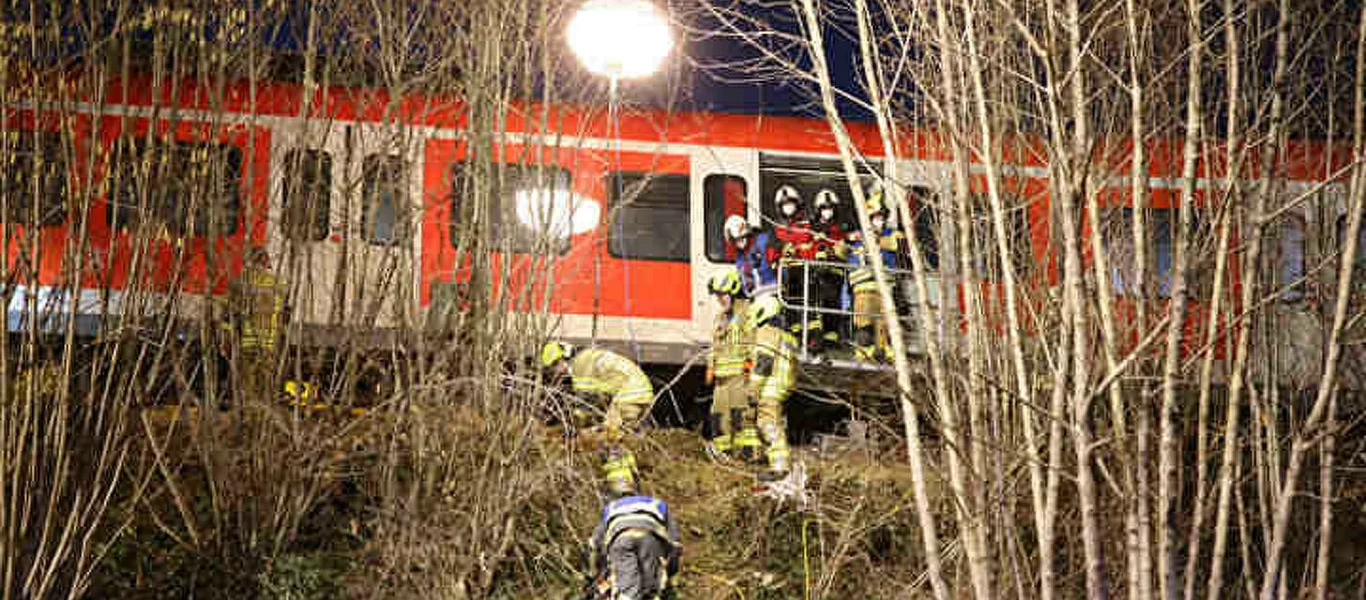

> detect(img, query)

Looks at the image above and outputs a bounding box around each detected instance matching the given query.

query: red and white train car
[2,77,1356,386]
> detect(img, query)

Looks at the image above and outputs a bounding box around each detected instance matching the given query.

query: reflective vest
[848,227,905,292]
[230,266,285,351]
[569,348,652,405]
[710,303,752,380]
[749,324,797,403]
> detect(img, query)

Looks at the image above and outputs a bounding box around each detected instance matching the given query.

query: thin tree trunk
[1121,0,1156,594]
[1159,0,1206,594]
[1314,388,1337,600]
[1259,3,1366,593]
[799,3,952,599]
[1186,0,1244,584]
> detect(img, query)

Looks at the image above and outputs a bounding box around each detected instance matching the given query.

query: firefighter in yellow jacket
[542,342,654,495]
[705,269,759,461]
[745,295,798,480]
[846,192,904,362]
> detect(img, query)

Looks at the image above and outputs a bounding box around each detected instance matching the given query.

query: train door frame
[688,146,759,339]
[268,117,349,331]
[341,121,424,331]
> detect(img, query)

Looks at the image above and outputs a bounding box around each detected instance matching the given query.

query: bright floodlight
[515,188,601,240]
[567,0,672,80]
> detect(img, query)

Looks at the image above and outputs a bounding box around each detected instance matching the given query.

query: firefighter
[705,269,759,461]
[584,492,682,600]
[220,247,288,403]
[771,186,819,347]
[724,215,780,300]
[745,295,798,481]
[846,190,906,362]
[233,247,285,358]
[809,189,849,351]
[542,341,654,495]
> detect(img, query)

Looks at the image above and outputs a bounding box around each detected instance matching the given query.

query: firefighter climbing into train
[808,189,849,352]
[744,294,798,481]
[542,341,655,495]
[724,214,780,299]
[704,268,760,462]
[846,186,907,363]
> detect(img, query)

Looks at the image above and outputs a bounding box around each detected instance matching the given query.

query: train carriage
[2,76,1360,390]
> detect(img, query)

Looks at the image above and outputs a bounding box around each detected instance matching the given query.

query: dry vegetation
[0,0,1365,598]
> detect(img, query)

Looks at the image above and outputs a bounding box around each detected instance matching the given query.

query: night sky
[620,2,874,121]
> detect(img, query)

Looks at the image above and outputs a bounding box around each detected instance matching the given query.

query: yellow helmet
[746,294,783,329]
[865,181,888,216]
[540,341,573,367]
[708,269,742,297]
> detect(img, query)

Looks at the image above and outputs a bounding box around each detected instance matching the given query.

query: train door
[690,147,757,335]
[269,120,347,329]
[341,122,422,330]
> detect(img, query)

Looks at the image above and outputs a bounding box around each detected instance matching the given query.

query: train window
[969,197,1030,279]
[449,162,575,255]
[1335,214,1366,292]
[607,171,690,262]
[1106,207,1205,298]
[759,154,879,232]
[704,174,747,263]
[910,188,940,270]
[281,149,332,242]
[109,138,242,236]
[361,154,408,246]
[1276,216,1306,302]
[0,130,68,227]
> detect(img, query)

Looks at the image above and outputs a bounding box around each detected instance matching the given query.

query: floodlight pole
[592,74,626,349]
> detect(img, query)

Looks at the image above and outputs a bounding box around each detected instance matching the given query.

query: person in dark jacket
[585,493,682,600]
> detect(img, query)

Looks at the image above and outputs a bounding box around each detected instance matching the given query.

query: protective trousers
[812,267,846,347]
[780,261,816,342]
[709,376,758,460]
[605,530,670,600]
[602,390,650,495]
[750,326,796,476]
[852,285,890,362]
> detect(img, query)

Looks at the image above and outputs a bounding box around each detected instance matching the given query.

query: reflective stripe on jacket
[570,348,652,400]
[710,308,752,379]
[847,227,905,292]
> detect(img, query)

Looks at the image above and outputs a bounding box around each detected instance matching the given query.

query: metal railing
[774,259,932,363]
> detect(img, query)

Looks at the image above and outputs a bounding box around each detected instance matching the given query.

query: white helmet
[774,185,802,211]
[724,215,751,241]
[813,189,839,210]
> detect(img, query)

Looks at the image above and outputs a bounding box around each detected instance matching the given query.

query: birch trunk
[1258,2,1366,594]
[1158,0,1206,594]
[798,2,953,598]
[1186,0,1243,585]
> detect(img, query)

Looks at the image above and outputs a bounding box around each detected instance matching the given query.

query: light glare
[514,187,600,240]
[567,0,672,80]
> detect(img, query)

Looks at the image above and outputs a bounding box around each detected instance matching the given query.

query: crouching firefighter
[745,295,798,481]
[585,493,682,600]
[542,341,654,495]
[705,269,760,461]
